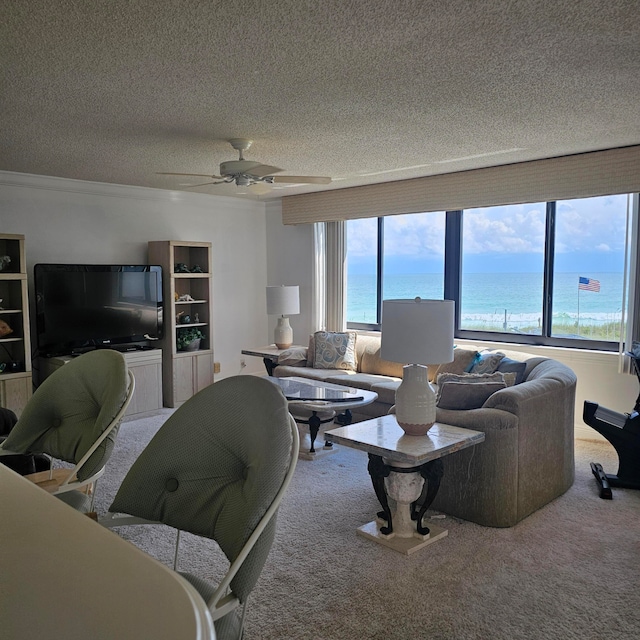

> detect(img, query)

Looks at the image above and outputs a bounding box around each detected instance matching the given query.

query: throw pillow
[436,371,506,386]
[497,357,527,384]
[470,351,505,375]
[434,348,479,377]
[306,333,315,367]
[436,371,516,389]
[277,346,309,367]
[313,331,357,370]
[436,380,507,410]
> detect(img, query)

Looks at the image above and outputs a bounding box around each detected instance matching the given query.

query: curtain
[312,222,326,332]
[622,194,640,372]
[325,221,346,332]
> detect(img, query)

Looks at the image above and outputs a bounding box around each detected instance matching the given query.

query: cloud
[347,194,628,257]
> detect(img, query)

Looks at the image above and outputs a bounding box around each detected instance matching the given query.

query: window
[346,218,379,325]
[346,212,446,328]
[460,203,545,334]
[552,195,628,343]
[346,194,632,350]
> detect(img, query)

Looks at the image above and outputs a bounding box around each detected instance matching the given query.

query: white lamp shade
[266,285,300,316]
[381,298,455,365]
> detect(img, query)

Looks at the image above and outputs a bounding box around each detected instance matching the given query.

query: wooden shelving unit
[148,240,214,407]
[0,233,32,416]
[39,349,163,419]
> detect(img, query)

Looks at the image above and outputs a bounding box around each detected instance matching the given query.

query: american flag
[579,276,600,292]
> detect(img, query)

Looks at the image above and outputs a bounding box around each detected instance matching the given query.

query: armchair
[101,375,299,640]
[0,349,134,512]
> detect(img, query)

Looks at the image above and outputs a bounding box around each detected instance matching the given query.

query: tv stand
[39,349,163,419]
[110,344,146,353]
[67,343,156,356]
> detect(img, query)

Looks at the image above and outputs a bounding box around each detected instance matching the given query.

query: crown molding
[0,170,264,211]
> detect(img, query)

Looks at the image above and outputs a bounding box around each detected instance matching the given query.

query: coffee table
[325,415,485,554]
[268,377,378,460]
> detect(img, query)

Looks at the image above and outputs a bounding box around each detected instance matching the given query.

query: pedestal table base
[362,453,447,555]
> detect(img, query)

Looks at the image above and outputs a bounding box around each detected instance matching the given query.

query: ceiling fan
[158,138,331,190]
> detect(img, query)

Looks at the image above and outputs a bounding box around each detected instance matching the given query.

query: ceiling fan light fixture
[235,175,253,186]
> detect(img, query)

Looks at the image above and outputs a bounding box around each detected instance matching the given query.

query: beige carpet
[96,412,640,639]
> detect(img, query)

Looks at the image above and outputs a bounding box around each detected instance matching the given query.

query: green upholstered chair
[0,350,134,512]
[101,375,299,640]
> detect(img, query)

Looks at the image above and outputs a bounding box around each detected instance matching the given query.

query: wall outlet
[213,362,221,374]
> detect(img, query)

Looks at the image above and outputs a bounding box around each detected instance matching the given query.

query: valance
[282,145,640,225]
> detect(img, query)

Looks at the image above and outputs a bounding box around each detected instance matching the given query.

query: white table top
[270,376,378,412]
[0,464,215,640]
[325,415,485,465]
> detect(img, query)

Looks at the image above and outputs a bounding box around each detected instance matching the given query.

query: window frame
[346,201,630,351]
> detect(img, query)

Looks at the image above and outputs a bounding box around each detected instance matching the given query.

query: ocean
[347,272,625,336]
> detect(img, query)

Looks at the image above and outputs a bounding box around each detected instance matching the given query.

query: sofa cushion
[329,372,401,392]
[274,366,355,381]
[313,331,357,370]
[436,379,507,410]
[369,380,402,405]
[358,336,404,378]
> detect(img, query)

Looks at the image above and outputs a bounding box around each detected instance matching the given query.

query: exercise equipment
[583,352,640,499]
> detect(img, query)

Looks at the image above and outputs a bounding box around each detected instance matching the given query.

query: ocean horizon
[347,271,625,334]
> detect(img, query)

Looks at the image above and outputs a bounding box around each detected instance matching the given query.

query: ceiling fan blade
[248,183,272,195]
[182,181,221,188]
[247,164,284,178]
[157,172,223,179]
[272,175,332,184]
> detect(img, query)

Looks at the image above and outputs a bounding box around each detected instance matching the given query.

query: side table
[241,345,306,376]
[326,415,485,555]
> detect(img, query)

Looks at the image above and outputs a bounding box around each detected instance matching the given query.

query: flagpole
[577,278,580,335]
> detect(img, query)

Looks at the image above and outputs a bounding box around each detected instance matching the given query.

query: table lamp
[266,285,300,349]
[381,298,454,436]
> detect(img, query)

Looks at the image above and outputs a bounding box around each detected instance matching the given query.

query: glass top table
[268,376,378,459]
[269,376,377,408]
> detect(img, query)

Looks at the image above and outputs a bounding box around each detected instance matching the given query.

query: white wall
[0,171,268,381]
[257,200,315,375]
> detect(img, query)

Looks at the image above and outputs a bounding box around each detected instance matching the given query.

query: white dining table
[0,464,216,640]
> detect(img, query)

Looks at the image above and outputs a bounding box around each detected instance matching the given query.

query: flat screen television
[34,264,163,356]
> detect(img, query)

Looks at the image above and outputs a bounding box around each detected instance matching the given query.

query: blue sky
[346,194,630,274]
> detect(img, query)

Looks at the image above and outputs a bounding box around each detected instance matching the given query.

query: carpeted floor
[96,411,640,639]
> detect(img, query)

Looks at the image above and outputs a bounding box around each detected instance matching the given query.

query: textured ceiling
[2,0,639,201]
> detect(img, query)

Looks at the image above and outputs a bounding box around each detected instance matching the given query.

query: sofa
[274,332,577,527]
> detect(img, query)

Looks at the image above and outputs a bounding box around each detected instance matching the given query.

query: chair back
[109,375,298,605]
[1,350,131,481]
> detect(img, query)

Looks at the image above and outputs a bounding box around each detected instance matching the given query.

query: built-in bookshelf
[0,233,32,416]
[148,240,214,407]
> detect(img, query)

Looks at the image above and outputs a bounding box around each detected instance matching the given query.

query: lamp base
[274,316,293,349]
[395,364,436,436]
